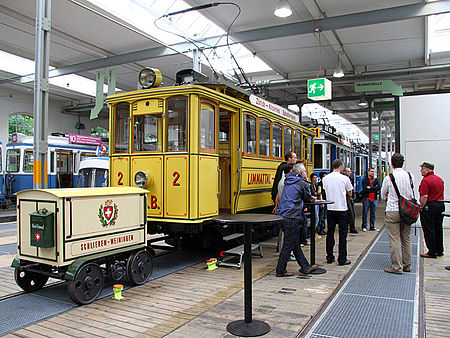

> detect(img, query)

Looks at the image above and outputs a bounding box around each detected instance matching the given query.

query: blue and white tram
[313,138,355,176]
[5,133,97,194]
[76,156,109,188]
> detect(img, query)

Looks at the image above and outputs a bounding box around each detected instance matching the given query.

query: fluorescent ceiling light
[274,0,292,17]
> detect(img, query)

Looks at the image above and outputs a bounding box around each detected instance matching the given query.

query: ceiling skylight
[301,103,369,144]
[428,13,450,55]
[0,50,114,97]
[86,0,271,78]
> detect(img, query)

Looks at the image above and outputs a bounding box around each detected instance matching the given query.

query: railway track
[0,247,211,335]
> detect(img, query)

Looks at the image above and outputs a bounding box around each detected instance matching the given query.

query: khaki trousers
[385,211,412,272]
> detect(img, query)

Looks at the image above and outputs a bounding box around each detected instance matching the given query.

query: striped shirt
[381,168,415,212]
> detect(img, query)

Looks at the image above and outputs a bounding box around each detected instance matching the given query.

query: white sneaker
[362,228,367,232]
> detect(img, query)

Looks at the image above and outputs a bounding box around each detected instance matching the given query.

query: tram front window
[134,114,162,152]
[77,168,108,188]
[167,96,187,152]
[114,103,130,153]
[6,149,20,172]
[200,102,216,150]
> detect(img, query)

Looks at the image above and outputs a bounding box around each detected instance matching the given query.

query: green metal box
[30,209,54,248]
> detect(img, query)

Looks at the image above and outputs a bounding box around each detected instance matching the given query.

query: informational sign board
[355,80,402,96]
[249,95,299,123]
[69,134,102,146]
[307,78,332,101]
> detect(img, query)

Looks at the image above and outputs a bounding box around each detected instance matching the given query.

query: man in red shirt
[361,168,380,231]
[419,162,445,258]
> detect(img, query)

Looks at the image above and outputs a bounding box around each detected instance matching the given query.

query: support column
[33,0,51,189]
[368,103,373,168]
[378,112,382,180]
[394,96,400,153]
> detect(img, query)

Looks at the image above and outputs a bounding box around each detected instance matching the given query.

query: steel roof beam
[1,1,450,85]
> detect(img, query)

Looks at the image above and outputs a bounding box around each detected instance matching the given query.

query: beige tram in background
[106,68,315,245]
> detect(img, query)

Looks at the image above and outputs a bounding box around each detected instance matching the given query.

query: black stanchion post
[310,205,316,265]
[244,223,252,323]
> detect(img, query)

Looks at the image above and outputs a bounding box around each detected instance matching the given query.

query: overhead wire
[154,2,260,93]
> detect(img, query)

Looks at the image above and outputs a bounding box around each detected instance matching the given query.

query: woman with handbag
[380,153,415,275]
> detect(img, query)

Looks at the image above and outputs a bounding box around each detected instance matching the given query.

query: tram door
[219,109,233,213]
[56,150,74,188]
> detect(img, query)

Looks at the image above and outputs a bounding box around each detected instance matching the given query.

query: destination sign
[249,95,299,123]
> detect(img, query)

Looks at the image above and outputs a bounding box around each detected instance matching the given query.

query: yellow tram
[106,68,314,245]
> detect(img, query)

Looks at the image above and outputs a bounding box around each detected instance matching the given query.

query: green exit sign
[375,134,379,140]
[307,78,332,101]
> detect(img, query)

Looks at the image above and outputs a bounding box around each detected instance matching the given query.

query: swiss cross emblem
[98,200,118,227]
[35,233,41,242]
[103,206,113,220]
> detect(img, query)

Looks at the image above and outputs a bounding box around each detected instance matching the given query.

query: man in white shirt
[323,159,353,266]
[380,153,414,275]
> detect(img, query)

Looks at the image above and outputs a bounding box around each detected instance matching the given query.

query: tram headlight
[134,171,148,188]
[138,68,162,89]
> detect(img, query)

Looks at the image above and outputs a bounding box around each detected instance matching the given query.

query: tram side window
[6,149,20,172]
[50,151,55,173]
[114,102,130,153]
[200,101,216,151]
[294,130,301,157]
[0,148,2,172]
[259,119,270,157]
[314,144,323,169]
[302,135,308,161]
[284,127,292,156]
[243,114,256,154]
[24,150,34,173]
[167,96,187,152]
[307,136,313,162]
[273,124,282,158]
[356,158,361,176]
[134,114,162,152]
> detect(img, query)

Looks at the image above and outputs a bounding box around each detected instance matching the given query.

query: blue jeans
[276,217,312,274]
[362,199,377,229]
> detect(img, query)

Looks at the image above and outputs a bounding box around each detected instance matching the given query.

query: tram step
[222,233,244,241]
[218,243,263,269]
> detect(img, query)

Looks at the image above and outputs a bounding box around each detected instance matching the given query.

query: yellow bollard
[206,258,218,271]
[112,284,124,300]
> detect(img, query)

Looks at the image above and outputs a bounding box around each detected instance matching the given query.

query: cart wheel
[126,249,153,285]
[14,268,49,292]
[68,262,104,305]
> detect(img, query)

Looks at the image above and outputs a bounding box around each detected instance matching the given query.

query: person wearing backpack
[380,153,415,275]
[418,162,445,259]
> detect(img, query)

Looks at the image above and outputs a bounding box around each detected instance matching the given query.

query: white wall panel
[400,93,450,226]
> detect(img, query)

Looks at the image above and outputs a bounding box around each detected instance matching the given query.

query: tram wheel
[14,268,49,292]
[68,263,104,305]
[126,249,153,285]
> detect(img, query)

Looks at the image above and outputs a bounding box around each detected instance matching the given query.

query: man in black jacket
[361,168,381,231]
[271,152,298,202]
